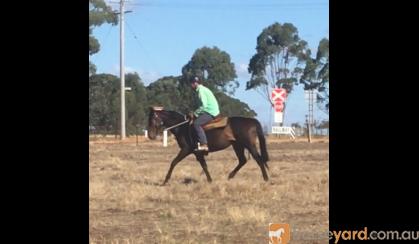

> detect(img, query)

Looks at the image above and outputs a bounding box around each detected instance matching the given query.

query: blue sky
[90,0,329,127]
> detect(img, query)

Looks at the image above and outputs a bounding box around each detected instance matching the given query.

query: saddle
[201,115,235,141]
[202,115,228,130]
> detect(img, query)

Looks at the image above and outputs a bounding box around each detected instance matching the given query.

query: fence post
[163,130,168,147]
[136,124,139,146]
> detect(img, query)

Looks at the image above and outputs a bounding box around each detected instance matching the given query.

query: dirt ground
[89,136,329,244]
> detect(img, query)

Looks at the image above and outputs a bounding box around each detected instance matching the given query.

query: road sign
[274,112,283,123]
[274,102,284,112]
[271,88,287,102]
[271,126,296,139]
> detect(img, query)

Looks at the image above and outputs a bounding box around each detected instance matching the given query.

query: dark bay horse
[147,107,269,185]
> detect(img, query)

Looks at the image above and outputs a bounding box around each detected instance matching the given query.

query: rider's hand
[188,112,195,121]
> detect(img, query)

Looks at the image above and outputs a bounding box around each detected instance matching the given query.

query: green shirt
[194,84,220,117]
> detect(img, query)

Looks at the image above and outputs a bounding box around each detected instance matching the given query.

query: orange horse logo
[269,223,290,244]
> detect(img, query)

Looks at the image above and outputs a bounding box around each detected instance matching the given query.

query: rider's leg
[193,113,213,148]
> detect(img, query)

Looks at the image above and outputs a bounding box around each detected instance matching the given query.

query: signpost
[271,88,287,135]
[271,126,296,139]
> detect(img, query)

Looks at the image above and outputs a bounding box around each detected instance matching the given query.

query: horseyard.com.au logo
[269,223,290,244]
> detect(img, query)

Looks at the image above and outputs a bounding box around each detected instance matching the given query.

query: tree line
[89,47,257,135]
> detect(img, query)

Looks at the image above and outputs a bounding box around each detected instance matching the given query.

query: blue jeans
[193,113,214,144]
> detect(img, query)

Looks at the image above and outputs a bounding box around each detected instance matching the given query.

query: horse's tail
[255,120,269,167]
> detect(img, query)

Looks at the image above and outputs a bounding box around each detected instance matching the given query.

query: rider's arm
[194,87,208,117]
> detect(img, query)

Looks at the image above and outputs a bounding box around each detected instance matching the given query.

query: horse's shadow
[181,177,198,185]
[140,177,198,187]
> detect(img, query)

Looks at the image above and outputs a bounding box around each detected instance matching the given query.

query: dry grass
[89,137,329,243]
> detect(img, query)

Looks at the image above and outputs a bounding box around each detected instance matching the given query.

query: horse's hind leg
[195,153,212,183]
[228,143,248,179]
[247,145,269,181]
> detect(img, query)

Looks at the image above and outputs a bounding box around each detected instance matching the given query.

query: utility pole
[120,0,126,139]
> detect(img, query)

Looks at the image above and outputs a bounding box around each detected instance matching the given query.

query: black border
[330,0,419,237]
[5,0,419,242]
[4,0,88,242]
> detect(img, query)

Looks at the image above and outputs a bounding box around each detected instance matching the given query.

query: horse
[147,107,269,185]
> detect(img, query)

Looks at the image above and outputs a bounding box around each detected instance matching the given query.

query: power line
[125,20,161,78]
[90,24,115,62]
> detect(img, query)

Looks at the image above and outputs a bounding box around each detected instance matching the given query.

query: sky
[90,0,329,127]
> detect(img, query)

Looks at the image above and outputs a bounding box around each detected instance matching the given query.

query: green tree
[146,76,185,111]
[215,91,257,117]
[300,38,329,114]
[246,22,309,118]
[146,77,257,118]
[125,73,148,134]
[144,47,257,119]
[90,72,148,135]
[317,120,329,129]
[291,122,302,128]
[89,0,118,76]
[89,73,120,133]
[181,46,238,94]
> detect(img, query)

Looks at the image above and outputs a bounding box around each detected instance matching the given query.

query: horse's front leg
[195,153,212,183]
[162,148,191,185]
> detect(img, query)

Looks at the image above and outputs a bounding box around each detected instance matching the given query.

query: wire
[90,24,114,61]
[125,20,161,76]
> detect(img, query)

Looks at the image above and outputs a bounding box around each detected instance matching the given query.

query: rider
[189,76,220,151]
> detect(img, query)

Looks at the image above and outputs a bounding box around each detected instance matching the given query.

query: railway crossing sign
[272,88,287,121]
[271,88,287,102]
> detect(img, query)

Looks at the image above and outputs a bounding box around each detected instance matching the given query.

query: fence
[89,125,147,138]
[292,127,329,137]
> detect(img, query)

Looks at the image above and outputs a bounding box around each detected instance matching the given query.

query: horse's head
[147,106,165,140]
[147,107,188,140]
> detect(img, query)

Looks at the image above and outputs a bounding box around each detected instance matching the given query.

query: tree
[317,120,329,129]
[181,46,238,95]
[246,22,310,119]
[125,73,148,134]
[89,62,97,77]
[146,76,257,118]
[300,38,329,114]
[291,122,302,128]
[89,0,118,76]
[215,91,257,117]
[89,73,120,133]
[89,72,148,136]
[143,46,256,123]
[146,76,185,112]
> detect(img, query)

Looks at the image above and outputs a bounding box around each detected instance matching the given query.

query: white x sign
[271,88,287,102]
